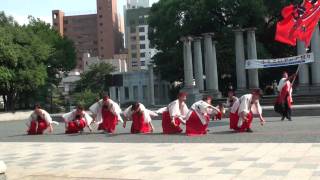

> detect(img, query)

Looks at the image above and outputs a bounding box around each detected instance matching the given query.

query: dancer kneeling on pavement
[62,104,93,134]
[158,92,189,134]
[123,102,156,134]
[26,104,56,135]
[186,96,221,136]
[229,89,265,133]
[89,95,123,134]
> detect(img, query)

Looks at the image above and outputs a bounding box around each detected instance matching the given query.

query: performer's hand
[48,126,53,133]
[123,122,126,128]
[171,119,177,126]
[260,118,265,126]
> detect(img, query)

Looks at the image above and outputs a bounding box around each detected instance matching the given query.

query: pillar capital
[244,27,257,32]
[180,36,193,42]
[232,28,245,33]
[202,32,215,38]
[192,36,203,41]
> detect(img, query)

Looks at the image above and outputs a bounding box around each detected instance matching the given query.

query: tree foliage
[0,12,76,111]
[149,0,300,89]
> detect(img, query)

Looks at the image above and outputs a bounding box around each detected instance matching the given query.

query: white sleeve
[168,100,180,118]
[123,105,133,120]
[238,96,250,115]
[83,112,93,125]
[42,110,53,124]
[89,101,101,115]
[62,111,75,122]
[181,102,189,117]
[25,113,35,127]
[251,101,262,116]
[110,100,123,123]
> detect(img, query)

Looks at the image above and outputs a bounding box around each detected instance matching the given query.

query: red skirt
[27,119,48,135]
[99,109,118,133]
[131,112,151,134]
[186,111,209,136]
[162,111,183,134]
[239,112,253,132]
[229,111,240,130]
[65,118,87,134]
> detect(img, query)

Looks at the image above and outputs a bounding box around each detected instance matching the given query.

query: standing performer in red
[89,95,123,134]
[62,104,93,134]
[229,89,265,133]
[160,92,189,134]
[26,104,54,135]
[186,96,221,136]
[123,102,156,134]
[275,71,296,121]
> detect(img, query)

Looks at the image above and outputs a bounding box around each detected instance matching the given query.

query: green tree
[0,12,50,111]
[74,63,115,94]
[149,0,299,90]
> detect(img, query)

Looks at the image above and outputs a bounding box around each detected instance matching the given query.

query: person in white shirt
[275,71,296,121]
[62,104,93,134]
[26,104,54,135]
[123,102,157,134]
[89,95,123,134]
[186,96,221,136]
[229,89,265,133]
[160,92,189,134]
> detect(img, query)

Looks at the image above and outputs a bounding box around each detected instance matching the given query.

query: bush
[71,89,99,109]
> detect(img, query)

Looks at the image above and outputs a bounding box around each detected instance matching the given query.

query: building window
[100,23,103,26]
[131,45,136,50]
[140,44,146,49]
[63,28,67,32]
[99,7,102,10]
[100,31,103,34]
[100,39,103,42]
[141,61,145,66]
[140,53,146,58]
[139,18,145,25]
[53,22,58,26]
[139,27,145,32]
[63,20,68,24]
[99,15,103,18]
[131,53,137,58]
[101,46,104,50]
[139,36,145,41]
[133,86,138,99]
[131,36,136,41]
[142,85,148,100]
[125,87,129,100]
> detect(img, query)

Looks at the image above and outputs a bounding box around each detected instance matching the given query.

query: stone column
[148,64,155,106]
[180,36,201,106]
[181,36,195,88]
[233,29,247,90]
[296,40,310,94]
[246,28,259,89]
[193,37,205,91]
[203,33,221,97]
[311,24,320,89]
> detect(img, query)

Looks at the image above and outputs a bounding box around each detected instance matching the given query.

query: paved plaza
[0,116,319,179]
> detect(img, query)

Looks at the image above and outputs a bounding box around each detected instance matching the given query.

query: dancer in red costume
[89,95,123,134]
[62,104,93,134]
[123,102,156,134]
[186,96,221,136]
[229,89,265,133]
[160,92,189,134]
[26,104,54,135]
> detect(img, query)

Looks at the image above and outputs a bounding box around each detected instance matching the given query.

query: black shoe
[288,118,292,121]
[246,128,253,133]
[281,116,285,121]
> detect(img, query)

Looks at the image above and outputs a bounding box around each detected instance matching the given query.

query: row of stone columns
[181,33,221,99]
[234,28,260,91]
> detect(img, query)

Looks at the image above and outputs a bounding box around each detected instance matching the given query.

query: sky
[1,0,159,25]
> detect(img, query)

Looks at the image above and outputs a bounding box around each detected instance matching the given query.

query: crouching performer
[186,96,221,136]
[62,104,93,134]
[26,104,56,135]
[89,95,123,134]
[229,89,265,133]
[160,92,189,134]
[123,102,156,134]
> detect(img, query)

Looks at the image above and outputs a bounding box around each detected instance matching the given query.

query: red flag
[296,1,320,46]
[275,0,320,47]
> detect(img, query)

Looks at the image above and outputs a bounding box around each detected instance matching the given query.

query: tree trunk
[6,92,16,113]
[2,95,7,111]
